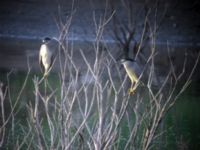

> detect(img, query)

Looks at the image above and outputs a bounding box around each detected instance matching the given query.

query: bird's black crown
[42,37,51,43]
[120,58,135,63]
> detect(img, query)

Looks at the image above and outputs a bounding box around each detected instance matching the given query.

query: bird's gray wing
[129,62,143,77]
[47,39,58,68]
[46,39,59,53]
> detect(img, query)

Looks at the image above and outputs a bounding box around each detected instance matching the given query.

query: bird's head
[42,37,51,44]
[120,58,135,65]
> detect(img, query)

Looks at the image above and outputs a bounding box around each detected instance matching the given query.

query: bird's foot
[128,88,135,95]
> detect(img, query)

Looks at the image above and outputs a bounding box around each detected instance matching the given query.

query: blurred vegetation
[0,71,199,149]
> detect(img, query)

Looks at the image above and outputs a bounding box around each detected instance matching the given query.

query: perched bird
[120,58,143,94]
[39,37,58,77]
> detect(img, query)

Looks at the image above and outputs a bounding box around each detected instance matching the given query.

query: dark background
[0,0,200,149]
[0,0,200,81]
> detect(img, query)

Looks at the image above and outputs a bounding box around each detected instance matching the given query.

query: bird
[39,37,58,77]
[120,58,143,95]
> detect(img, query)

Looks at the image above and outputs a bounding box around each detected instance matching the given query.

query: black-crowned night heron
[121,58,142,94]
[39,37,58,77]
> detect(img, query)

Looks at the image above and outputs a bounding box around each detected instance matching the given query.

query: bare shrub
[1,1,199,150]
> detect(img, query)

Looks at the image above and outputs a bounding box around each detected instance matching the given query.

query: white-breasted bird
[39,37,58,77]
[120,58,143,94]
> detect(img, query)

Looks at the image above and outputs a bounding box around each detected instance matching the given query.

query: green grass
[0,71,60,149]
[164,82,200,150]
[0,71,200,149]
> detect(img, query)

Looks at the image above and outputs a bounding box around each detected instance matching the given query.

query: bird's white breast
[40,44,48,57]
[40,44,52,69]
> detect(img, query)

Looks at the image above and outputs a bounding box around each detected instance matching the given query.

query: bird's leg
[128,82,135,95]
[44,71,48,78]
[128,82,138,95]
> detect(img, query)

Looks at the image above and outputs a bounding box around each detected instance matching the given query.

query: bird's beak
[118,62,124,70]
